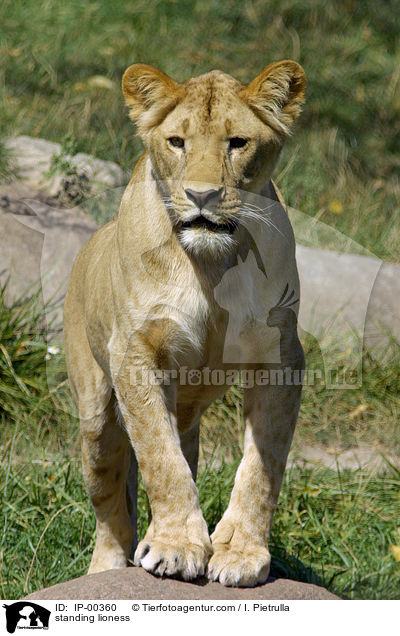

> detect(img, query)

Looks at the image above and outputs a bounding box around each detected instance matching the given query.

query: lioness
[63,60,306,587]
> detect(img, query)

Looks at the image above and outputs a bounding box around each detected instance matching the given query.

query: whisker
[240,207,271,218]
[241,201,275,213]
[237,209,285,237]
[241,210,274,220]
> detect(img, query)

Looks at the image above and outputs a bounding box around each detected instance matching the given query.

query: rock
[296,245,400,375]
[5,136,127,201]
[24,567,339,600]
[0,136,129,331]
[0,188,44,307]
[0,133,127,331]
[0,196,98,332]
[288,442,399,472]
[297,244,400,346]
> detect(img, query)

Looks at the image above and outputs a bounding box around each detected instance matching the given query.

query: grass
[0,281,399,600]
[0,0,399,260]
[0,283,74,460]
[1,449,399,600]
[0,135,14,182]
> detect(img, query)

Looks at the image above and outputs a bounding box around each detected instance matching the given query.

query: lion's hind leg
[69,352,135,574]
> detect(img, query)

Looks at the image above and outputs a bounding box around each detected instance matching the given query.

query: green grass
[0,283,74,459]
[0,0,399,260]
[1,450,399,600]
[0,135,14,181]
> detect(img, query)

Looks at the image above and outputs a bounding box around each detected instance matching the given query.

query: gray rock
[0,206,44,301]
[5,136,127,200]
[0,192,98,331]
[296,245,399,373]
[0,135,127,330]
[288,443,399,472]
[24,567,339,600]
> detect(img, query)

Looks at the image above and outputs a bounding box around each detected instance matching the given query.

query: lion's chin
[178,227,238,259]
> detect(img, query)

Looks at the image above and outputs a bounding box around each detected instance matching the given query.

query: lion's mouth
[180,214,237,234]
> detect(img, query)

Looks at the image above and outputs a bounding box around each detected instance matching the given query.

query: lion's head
[122,61,305,257]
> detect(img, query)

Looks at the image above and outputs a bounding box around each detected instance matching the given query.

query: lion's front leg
[114,355,211,581]
[208,371,303,587]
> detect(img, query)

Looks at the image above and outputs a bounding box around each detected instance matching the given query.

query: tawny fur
[63,60,306,587]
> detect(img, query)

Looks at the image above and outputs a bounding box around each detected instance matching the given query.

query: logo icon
[3,602,50,633]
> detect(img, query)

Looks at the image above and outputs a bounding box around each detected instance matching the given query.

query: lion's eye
[168,136,185,149]
[229,137,248,150]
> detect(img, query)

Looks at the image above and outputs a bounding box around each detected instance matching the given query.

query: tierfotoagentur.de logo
[3,602,51,633]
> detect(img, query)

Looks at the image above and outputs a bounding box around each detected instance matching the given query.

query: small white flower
[46,345,60,360]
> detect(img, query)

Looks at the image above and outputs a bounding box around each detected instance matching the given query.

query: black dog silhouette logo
[3,602,50,633]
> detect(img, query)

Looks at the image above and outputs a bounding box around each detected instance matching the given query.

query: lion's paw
[207,544,271,587]
[89,550,128,574]
[134,538,211,581]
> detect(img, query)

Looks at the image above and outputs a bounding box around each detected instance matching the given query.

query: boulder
[0,135,126,331]
[296,245,400,376]
[24,567,339,600]
[0,191,98,332]
[288,442,399,472]
[5,136,127,200]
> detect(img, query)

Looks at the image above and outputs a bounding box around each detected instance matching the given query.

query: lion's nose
[184,187,223,210]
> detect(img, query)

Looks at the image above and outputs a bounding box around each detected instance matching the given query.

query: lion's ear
[122,64,184,131]
[240,60,306,137]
